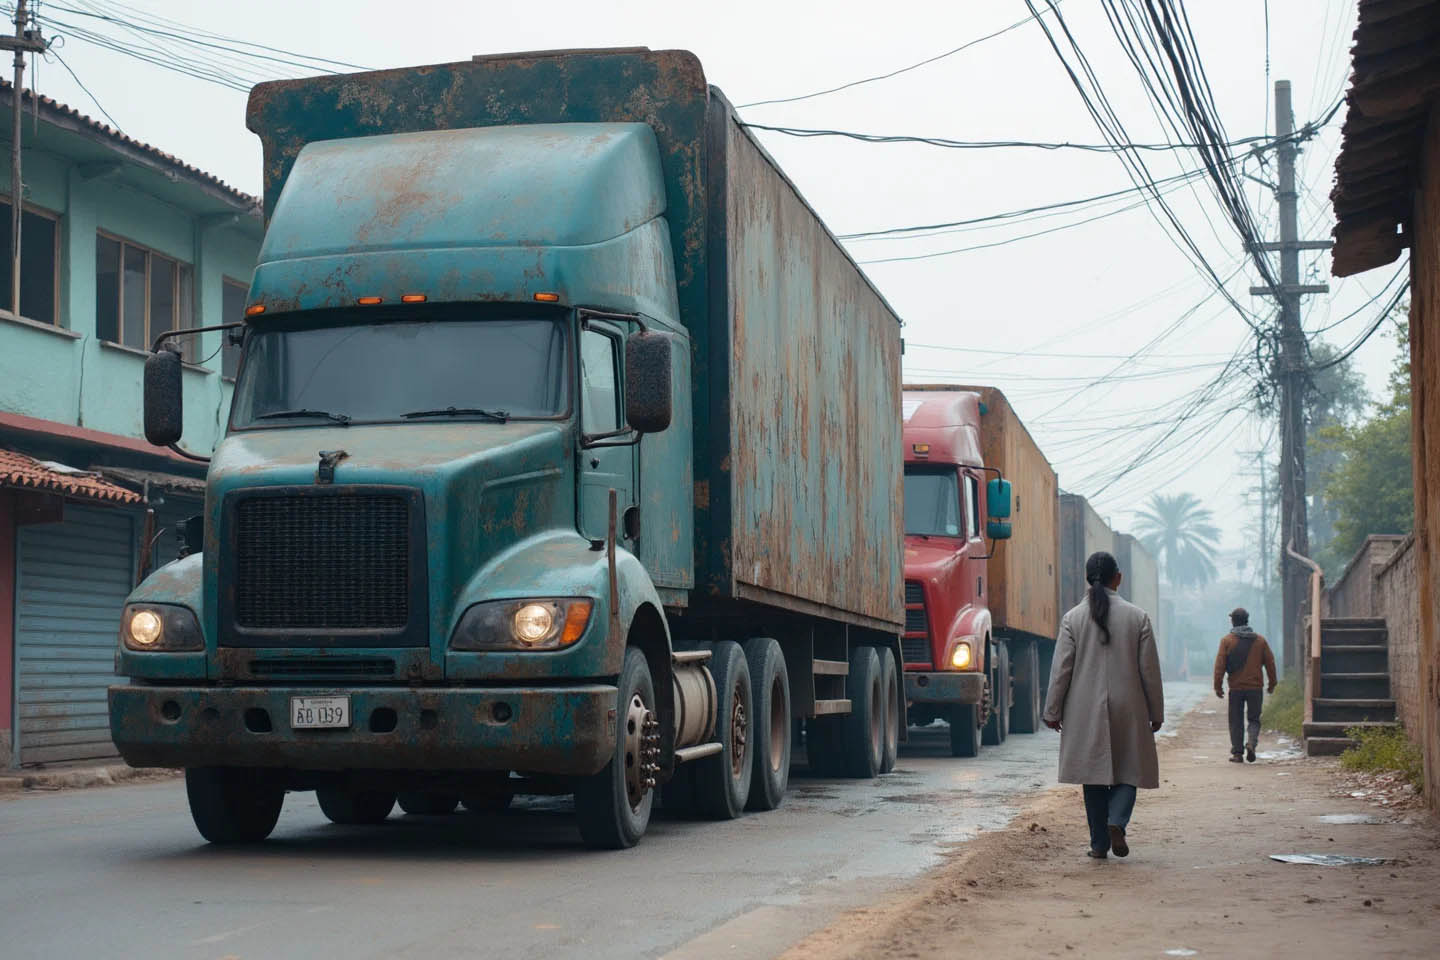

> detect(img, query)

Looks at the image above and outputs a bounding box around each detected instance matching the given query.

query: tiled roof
[0,449,142,505]
[2,80,261,213]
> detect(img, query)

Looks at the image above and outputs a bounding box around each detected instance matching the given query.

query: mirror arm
[168,442,211,464]
[151,321,244,353]
[578,307,649,333]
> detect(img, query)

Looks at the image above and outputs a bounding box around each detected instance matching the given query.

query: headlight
[949,641,973,670]
[121,603,204,652]
[451,598,593,651]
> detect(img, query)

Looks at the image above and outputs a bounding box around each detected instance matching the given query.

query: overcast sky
[24,0,1403,563]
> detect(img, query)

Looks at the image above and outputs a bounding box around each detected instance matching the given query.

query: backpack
[1226,633,1257,674]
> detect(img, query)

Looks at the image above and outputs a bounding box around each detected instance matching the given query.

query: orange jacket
[1214,632,1277,693]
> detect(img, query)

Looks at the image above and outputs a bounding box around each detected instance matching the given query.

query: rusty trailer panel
[704,96,904,632]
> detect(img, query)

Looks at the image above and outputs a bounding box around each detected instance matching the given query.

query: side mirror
[177,515,204,558]
[987,520,1013,540]
[625,331,672,434]
[144,347,184,446]
[986,477,1012,519]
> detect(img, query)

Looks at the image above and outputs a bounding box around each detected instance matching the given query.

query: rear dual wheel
[982,645,1010,746]
[317,787,396,825]
[397,792,460,816]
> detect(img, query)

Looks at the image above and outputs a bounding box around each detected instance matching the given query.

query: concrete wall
[1410,98,1440,810]
[1374,537,1422,741]
[0,156,258,455]
[1327,535,1409,618]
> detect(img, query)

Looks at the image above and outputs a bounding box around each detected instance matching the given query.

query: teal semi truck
[108,48,905,849]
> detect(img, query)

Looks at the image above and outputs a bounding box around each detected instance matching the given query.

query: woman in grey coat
[1043,551,1165,859]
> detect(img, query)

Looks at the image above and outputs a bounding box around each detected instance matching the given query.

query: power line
[1308,281,1410,372]
[742,121,1288,154]
[44,45,120,129]
[737,6,1057,109]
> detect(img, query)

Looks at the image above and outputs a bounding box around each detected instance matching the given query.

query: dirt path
[782,705,1439,960]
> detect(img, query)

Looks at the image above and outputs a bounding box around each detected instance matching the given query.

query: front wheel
[949,702,980,758]
[186,768,284,844]
[575,647,658,849]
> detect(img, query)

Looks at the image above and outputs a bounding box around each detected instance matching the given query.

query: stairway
[1304,617,1399,757]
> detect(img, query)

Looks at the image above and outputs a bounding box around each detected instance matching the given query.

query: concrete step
[1303,720,1397,739]
[1320,617,1386,630]
[1311,698,1397,723]
[1319,672,1392,699]
[1319,645,1389,673]
[1320,627,1388,647]
[1305,736,1356,757]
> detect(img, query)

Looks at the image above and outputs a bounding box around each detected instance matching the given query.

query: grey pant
[1229,689,1262,754]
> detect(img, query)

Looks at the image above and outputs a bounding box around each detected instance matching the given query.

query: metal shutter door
[16,506,133,765]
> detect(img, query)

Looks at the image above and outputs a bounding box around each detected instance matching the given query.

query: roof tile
[0,449,142,505]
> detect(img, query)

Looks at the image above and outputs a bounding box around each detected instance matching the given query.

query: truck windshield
[230,310,569,428]
[904,467,962,538]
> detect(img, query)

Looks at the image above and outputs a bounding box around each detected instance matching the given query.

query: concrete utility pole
[2,0,47,318]
[1249,80,1331,674]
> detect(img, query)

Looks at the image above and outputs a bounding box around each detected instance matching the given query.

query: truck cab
[901,391,1011,757]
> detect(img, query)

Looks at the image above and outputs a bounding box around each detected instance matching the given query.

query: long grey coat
[1043,590,1165,789]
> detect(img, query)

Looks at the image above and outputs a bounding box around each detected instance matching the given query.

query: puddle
[1164,950,1198,957]
[1316,814,1391,825]
[1269,853,1392,866]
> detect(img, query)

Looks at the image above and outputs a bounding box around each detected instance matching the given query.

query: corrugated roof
[0,449,142,505]
[2,80,260,214]
[1330,0,1440,276]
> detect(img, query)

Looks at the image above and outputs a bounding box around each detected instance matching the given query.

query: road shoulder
[781,705,1439,960]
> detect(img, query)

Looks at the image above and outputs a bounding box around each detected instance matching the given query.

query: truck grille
[234,493,411,630]
[903,580,931,665]
[250,657,396,678]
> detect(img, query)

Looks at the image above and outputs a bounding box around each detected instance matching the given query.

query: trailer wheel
[576,647,657,849]
[949,702,980,758]
[460,789,513,814]
[696,640,754,820]
[983,645,1009,746]
[185,767,284,844]
[841,646,884,778]
[317,788,396,825]
[397,792,460,816]
[878,647,900,774]
[1010,641,1041,734]
[743,637,791,811]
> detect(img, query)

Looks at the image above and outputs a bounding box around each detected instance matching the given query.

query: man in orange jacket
[1214,607,1277,763]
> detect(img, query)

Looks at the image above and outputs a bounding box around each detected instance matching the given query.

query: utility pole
[2,0,47,317]
[1249,80,1330,674]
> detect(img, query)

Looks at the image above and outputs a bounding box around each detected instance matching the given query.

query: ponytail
[1085,551,1120,645]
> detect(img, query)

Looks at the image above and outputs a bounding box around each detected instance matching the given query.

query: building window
[221,278,248,379]
[96,233,194,355]
[0,198,60,326]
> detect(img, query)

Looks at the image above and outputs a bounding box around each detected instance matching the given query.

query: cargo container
[899,385,1058,755]
[108,48,904,850]
[1115,532,1164,675]
[1060,493,1115,614]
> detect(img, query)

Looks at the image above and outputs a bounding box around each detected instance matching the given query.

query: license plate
[290,696,351,729]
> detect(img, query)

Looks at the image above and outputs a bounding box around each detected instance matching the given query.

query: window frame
[0,195,62,327]
[95,229,195,355]
[578,318,627,443]
[962,472,982,542]
[220,275,250,381]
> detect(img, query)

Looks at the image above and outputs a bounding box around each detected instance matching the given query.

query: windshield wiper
[256,409,352,425]
[401,406,510,422]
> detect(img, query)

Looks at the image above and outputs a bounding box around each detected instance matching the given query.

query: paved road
[0,682,1207,960]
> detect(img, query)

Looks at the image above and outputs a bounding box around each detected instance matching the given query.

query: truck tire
[1010,641,1041,734]
[185,767,284,844]
[743,637,791,811]
[317,788,396,825]
[983,645,1009,746]
[461,789,513,814]
[949,703,980,758]
[804,716,844,777]
[397,792,460,815]
[576,647,657,849]
[696,640,754,820]
[841,645,884,778]
[878,646,900,774]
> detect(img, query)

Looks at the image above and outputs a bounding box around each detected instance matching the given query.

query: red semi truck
[901,386,1061,756]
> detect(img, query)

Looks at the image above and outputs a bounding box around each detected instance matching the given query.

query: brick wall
[1375,537,1422,737]
[1328,536,1408,618]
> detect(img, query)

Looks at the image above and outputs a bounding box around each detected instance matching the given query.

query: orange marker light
[357,296,383,306]
[560,600,593,646]
[913,443,931,456]
[244,304,266,316]
[401,294,427,304]
[533,292,560,303]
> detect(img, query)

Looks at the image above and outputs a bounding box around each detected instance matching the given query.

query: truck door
[961,470,987,610]
[577,319,638,542]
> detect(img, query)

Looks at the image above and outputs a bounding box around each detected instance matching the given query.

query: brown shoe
[1229,754,1244,763]
[1087,848,1108,859]
[1108,825,1129,858]
[1246,746,1257,763]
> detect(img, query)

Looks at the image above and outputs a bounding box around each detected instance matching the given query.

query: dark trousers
[1228,689,1263,755]
[1082,784,1137,853]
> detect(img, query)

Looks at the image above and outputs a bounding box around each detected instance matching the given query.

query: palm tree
[1133,492,1220,589]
